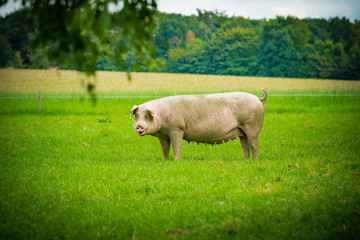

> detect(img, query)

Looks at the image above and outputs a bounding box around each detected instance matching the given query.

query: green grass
[1,80,360,239]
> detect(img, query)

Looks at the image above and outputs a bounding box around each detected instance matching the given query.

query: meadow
[0,69,360,239]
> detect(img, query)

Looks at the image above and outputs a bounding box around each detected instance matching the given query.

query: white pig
[130,89,267,161]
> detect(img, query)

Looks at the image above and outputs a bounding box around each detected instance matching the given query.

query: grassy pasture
[1,69,359,95]
[0,69,360,239]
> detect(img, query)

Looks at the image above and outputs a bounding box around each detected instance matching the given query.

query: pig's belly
[183,124,244,144]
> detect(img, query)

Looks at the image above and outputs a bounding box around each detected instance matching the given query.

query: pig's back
[159,92,262,117]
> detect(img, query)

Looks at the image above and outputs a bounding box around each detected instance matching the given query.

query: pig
[130,89,267,161]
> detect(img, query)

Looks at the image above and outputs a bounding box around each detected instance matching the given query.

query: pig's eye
[135,114,138,118]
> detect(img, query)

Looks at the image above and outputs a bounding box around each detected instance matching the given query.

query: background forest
[1,8,359,80]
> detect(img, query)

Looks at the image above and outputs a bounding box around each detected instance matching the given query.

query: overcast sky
[1,0,359,21]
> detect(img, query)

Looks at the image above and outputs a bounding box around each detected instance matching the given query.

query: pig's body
[131,90,267,161]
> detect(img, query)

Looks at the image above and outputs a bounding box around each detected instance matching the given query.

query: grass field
[1,69,360,239]
[1,69,360,95]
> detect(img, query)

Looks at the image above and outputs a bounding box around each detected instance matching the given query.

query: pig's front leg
[158,137,170,159]
[169,130,184,160]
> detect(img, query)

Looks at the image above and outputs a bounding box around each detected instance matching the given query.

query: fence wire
[0,93,359,99]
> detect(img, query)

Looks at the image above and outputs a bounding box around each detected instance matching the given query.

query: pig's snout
[135,125,146,136]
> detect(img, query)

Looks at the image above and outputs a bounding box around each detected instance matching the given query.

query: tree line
[1,8,359,80]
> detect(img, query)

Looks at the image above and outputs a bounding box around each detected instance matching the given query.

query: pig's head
[130,104,159,136]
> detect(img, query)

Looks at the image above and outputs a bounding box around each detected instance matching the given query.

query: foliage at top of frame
[0,0,158,76]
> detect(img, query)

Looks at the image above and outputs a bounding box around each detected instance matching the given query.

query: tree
[347,20,360,79]
[0,8,33,66]
[258,21,298,77]
[185,30,195,44]
[165,27,259,76]
[329,17,354,51]
[306,18,331,44]
[291,19,311,50]
[1,5,359,80]
[0,34,13,67]
[311,40,347,79]
[0,8,32,53]
[0,0,158,76]
[12,51,24,68]
[28,48,50,69]
[209,27,259,75]
[196,9,227,31]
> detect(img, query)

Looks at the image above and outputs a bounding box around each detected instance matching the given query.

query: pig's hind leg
[239,135,250,160]
[248,137,259,161]
[242,124,261,161]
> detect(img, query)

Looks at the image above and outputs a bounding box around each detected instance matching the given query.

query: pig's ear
[149,109,158,119]
[130,105,139,119]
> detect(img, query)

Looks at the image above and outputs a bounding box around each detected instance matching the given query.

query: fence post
[39,90,41,113]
